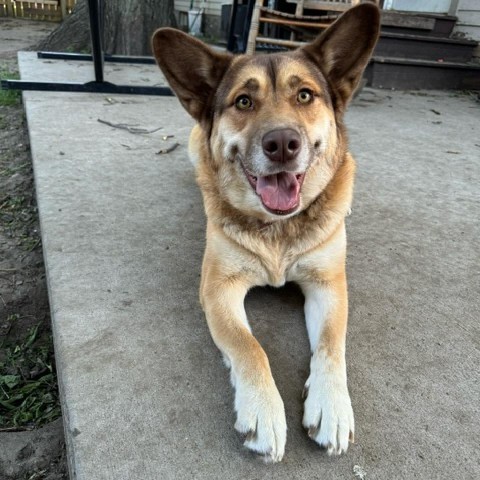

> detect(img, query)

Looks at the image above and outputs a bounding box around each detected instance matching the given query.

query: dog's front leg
[201,256,286,462]
[298,267,354,455]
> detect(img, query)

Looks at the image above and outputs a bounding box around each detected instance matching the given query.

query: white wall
[383,0,451,13]
[454,0,480,42]
[175,0,230,17]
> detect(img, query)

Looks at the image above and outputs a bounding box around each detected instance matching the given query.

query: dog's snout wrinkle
[262,129,301,163]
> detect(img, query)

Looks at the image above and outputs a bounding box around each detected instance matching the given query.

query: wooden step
[375,32,478,63]
[381,11,457,37]
[366,56,480,90]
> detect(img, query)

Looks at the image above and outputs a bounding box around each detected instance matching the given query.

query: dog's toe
[303,378,354,455]
[234,381,286,462]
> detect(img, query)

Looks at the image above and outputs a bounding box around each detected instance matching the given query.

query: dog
[152,3,380,462]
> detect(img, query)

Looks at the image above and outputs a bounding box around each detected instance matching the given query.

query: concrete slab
[18,51,168,87]
[20,52,479,480]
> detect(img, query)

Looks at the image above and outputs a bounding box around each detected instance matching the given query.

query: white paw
[303,374,354,455]
[233,380,286,462]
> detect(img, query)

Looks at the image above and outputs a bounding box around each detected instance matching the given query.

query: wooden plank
[287,0,361,12]
[256,36,304,48]
[20,5,61,20]
[0,0,15,16]
[303,0,357,12]
[60,0,67,18]
[8,0,70,19]
[457,0,480,11]
[22,0,59,5]
[262,7,337,21]
[457,11,480,26]
[21,4,59,12]
[260,16,330,29]
[381,11,435,30]
[454,24,480,40]
[246,0,262,54]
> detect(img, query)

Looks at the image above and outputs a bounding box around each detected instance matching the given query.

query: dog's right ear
[152,28,233,122]
[301,3,380,111]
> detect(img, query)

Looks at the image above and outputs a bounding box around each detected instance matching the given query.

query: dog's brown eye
[297,90,313,104]
[235,95,253,110]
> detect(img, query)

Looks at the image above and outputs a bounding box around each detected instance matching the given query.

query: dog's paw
[233,381,286,462]
[302,374,354,455]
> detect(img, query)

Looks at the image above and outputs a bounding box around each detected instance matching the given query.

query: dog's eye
[235,95,253,110]
[297,89,313,104]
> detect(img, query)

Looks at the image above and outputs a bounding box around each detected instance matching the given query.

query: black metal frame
[0,0,173,96]
[226,0,255,53]
[1,0,257,95]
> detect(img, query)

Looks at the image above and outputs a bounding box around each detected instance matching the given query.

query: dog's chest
[255,245,297,287]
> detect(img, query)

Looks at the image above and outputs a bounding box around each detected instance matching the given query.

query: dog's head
[152,4,379,222]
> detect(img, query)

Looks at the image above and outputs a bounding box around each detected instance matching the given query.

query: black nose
[262,129,301,163]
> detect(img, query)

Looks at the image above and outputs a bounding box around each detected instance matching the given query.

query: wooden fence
[0,0,76,21]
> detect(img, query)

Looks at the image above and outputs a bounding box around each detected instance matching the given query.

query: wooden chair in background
[246,0,366,54]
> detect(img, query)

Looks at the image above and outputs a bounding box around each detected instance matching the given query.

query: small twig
[0,268,17,272]
[120,144,150,151]
[0,425,35,432]
[156,143,180,155]
[97,118,163,134]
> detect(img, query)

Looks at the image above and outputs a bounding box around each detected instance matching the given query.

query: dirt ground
[0,17,68,480]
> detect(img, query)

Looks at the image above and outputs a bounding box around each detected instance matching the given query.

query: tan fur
[153,3,380,461]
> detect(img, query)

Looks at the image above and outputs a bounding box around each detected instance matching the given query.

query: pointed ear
[301,3,380,109]
[152,28,233,122]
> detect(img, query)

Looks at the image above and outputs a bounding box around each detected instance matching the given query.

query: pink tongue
[256,172,300,212]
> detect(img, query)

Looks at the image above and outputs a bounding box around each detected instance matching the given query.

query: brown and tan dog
[152,3,380,462]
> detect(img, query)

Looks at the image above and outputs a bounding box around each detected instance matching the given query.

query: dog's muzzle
[262,128,301,164]
[242,128,306,216]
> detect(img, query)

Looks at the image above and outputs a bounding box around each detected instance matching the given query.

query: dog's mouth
[243,166,305,216]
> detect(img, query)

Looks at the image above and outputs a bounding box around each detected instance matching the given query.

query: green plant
[0,68,21,106]
[0,324,61,428]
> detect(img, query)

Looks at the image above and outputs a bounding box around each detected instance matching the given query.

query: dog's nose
[262,129,301,163]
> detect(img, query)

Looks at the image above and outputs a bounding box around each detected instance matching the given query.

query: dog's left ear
[152,28,233,123]
[302,3,380,110]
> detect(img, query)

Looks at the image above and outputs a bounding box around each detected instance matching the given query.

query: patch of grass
[0,323,61,429]
[0,68,21,106]
[0,194,40,252]
[0,193,40,250]
[0,194,27,228]
[0,162,30,177]
[20,233,41,252]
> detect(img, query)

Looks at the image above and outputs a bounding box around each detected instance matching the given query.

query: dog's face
[153,4,380,221]
[209,53,338,219]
